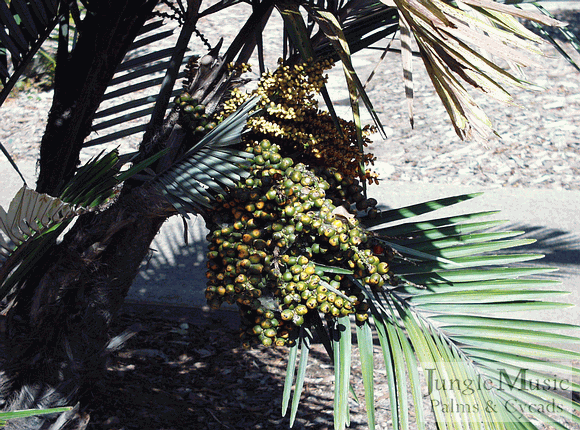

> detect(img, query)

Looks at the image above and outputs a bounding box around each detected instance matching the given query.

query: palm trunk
[37,0,159,195]
[1,184,174,429]
[0,2,165,428]
[0,1,237,426]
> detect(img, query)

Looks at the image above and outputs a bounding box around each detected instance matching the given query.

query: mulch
[85,302,351,430]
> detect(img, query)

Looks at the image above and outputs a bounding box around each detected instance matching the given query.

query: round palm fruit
[203,134,391,347]
[281,309,295,321]
[292,314,305,326]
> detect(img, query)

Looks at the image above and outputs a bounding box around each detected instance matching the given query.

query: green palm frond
[0,407,73,427]
[0,149,123,302]
[0,185,79,263]
[0,185,80,301]
[497,0,580,69]
[519,1,580,72]
[154,97,258,214]
[283,192,580,430]
[312,0,399,60]
[283,327,313,427]
[0,0,63,106]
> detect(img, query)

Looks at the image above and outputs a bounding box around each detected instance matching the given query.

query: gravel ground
[1,5,579,192]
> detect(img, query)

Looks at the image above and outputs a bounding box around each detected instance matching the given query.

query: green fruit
[290,170,302,182]
[356,313,369,323]
[300,214,312,225]
[306,297,318,309]
[318,302,330,314]
[280,157,293,170]
[270,152,282,164]
[281,309,295,321]
[295,304,308,316]
[328,235,340,247]
[284,206,296,217]
[378,262,389,274]
[283,294,295,306]
[369,272,383,287]
[292,314,305,326]
[290,264,302,275]
[179,93,193,103]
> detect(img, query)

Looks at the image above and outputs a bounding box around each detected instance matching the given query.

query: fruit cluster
[175,93,217,135]
[219,60,379,184]
[204,139,395,348]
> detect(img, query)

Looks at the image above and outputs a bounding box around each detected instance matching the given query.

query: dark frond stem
[363,31,397,89]
[145,0,201,142]
[252,0,266,75]
[54,1,70,100]
[222,0,275,66]
[236,4,275,66]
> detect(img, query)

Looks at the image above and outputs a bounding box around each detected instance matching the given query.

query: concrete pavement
[129,174,580,325]
[1,158,579,327]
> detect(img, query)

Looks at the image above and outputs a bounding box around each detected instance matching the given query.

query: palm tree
[0,0,579,429]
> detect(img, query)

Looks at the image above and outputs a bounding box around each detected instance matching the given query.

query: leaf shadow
[118,216,374,429]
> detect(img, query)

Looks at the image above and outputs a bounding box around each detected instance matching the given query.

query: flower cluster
[220,59,379,184]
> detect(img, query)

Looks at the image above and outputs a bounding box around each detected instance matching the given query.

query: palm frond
[356,321,376,430]
[84,18,186,148]
[333,315,352,430]
[0,185,79,264]
[282,192,580,430]
[0,407,73,427]
[0,0,63,106]
[367,195,579,430]
[0,185,79,302]
[154,97,258,214]
[518,1,580,73]
[285,327,312,427]
[0,149,122,302]
[387,0,563,140]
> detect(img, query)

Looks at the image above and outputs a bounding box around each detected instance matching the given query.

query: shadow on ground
[86,303,371,430]
[498,222,580,272]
